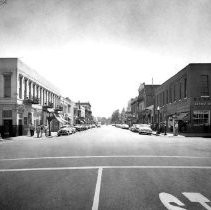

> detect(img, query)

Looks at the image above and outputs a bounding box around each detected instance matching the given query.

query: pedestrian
[40,125,44,138]
[29,124,35,137]
[36,125,41,138]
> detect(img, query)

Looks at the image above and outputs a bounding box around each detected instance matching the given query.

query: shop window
[193,110,210,126]
[200,75,209,96]
[2,110,12,118]
[4,74,11,98]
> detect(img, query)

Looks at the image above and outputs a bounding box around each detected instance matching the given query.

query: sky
[1,0,211,117]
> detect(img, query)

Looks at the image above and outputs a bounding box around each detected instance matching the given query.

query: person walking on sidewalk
[29,124,35,137]
[36,125,41,138]
[40,125,45,138]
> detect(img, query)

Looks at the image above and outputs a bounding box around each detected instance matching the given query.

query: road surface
[0,125,211,209]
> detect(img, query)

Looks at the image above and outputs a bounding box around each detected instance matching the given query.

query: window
[193,110,210,126]
[19,76,22,99]
[184,78,187,98]
[200,75,209,96]
[24,79,27,98]
[169,87,172,103]
[24,117,28,125]
[2,110,12,118]
[3,74,11,98]
[163,92,165,105]
[36,86,39,98]
[33,84,35,98]
[174,84,176,101]
[179,82,182,99]
[29,81,32,98]
[166,90,168,104]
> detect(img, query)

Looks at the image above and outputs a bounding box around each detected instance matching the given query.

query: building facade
[60,97,75,126]
[155,63,211,133]
[0,58,61,137]
[137,83,160,124]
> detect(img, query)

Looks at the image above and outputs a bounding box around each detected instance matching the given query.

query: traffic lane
[0,156,211,170]
[0,169,97,210]
[1,135,211,160]
[99,168,211,210]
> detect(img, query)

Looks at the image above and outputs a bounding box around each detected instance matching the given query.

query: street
[0,125,211,210]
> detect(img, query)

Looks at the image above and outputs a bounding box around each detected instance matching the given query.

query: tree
[111,109,120,124]
[120,108,126,123]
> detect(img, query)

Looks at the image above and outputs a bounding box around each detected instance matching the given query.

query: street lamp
[47,111,54,136]
[157,106,160,135]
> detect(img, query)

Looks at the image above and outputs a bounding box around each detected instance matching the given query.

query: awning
[53,113,68,124]
[177,113,189,121]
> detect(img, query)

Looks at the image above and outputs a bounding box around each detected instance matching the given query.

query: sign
[194,101,211,106]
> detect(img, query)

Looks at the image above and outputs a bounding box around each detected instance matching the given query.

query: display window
[193,110,210,126]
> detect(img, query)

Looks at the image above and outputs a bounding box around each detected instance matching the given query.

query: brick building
[137,83,160,124]
[155,63,211,133]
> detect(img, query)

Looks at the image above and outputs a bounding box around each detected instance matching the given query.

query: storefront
[190,99,211,133]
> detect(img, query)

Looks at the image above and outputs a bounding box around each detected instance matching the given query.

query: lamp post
[157,106,160,135]
[47,111,54,137]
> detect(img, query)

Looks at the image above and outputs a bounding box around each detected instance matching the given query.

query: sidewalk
[152,131,211,138]
[0,132,58,141]
[152,131,183,137]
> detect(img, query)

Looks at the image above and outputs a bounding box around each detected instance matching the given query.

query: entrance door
[3,120,13,138]
[18,119,23,136]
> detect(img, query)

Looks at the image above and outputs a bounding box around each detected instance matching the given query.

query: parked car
[121,124,129,129]
[137,124,152,135]
[57,125,74,136]
[129,124,141,132]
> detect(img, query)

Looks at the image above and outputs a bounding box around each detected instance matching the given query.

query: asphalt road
[0,125,211,210]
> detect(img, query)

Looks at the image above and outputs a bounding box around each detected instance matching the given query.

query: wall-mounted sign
[194,101,211,106]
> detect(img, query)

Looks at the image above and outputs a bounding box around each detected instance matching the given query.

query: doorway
[3,119,13,138]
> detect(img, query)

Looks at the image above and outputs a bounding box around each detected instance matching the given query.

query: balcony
[23,97,39,105]
[43,102,54,111]
[54,105,63,112]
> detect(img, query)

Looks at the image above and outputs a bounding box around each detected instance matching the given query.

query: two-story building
[155,63,211,133]
[137,83,160,124]
[0,58,61,137]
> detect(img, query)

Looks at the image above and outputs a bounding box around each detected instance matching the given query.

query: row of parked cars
[113,123,153,135]
[57,124,99,136]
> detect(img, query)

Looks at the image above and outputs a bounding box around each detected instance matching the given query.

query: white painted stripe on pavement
[92,167,103,210]
[0,166,211,172]
[0,155,211,161]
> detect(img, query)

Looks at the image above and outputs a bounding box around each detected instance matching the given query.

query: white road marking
[92,167,103,210]
[0,155,210,161]
[0,165,211,172]
[183,192,211,210]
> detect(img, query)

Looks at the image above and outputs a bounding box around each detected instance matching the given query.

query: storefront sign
[194,102,211,106]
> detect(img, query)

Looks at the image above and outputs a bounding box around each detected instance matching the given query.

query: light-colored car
[121,124,129,129]
[137,124,152,135]
[129,124,141,132]
[57,125,74,136]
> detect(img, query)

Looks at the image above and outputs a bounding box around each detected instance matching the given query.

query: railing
[23,97,40,105]
[43,102,54,111]
[54,105,63,112]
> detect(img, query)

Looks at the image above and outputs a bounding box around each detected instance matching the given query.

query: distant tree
[120,108,126,123]
[111,110,120,124]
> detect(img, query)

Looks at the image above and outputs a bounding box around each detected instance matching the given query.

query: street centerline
[0,166,211,172]
[0,155,211,161]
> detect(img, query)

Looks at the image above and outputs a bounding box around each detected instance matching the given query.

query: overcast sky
[1,0,211,117]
